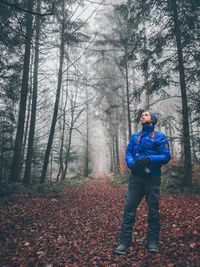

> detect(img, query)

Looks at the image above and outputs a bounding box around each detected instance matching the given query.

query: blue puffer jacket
[126,125,171,176]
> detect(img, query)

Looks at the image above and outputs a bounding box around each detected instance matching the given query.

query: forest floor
[0,172,200,267]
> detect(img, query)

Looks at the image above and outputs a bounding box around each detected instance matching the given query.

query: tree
[23,0,41,185]
[92,60,121,174]
[108,4,137,140]
[84,75,90,177]
[0,0,25,181]
[40,0,66,184]
[9,0,34,182]
[169,0,192,185]
[0,0,55,16]
[61,89,85,180]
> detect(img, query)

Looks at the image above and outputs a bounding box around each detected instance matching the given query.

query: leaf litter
[0,175,199,266]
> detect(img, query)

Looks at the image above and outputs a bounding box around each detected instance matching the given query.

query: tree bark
[23,0,41,185]
[171,0,192,185]
[8,0,34,182]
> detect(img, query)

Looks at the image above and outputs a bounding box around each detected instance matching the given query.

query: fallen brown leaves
[0,178,200,266]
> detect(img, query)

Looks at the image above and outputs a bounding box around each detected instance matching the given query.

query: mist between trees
[0,0,199,188]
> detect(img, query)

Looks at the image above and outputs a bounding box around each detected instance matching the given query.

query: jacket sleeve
[148,133,171,165]
[125,134,136,168]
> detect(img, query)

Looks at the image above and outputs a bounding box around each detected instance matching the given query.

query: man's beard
[142,121,152,125]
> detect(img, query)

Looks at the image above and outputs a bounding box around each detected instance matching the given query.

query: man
[115,111,171,255]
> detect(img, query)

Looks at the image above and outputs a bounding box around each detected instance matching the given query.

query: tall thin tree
[9,0,34,182]
[40,4,65,183]
[23,0,41,185]
[84,76,90,177]
[170,0,192,185]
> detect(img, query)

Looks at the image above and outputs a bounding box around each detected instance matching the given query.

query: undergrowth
[0,175,91,197]
[108,171,129,185]
[161,164,200,195]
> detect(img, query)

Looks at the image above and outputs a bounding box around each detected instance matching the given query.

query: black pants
[120,173,161,246]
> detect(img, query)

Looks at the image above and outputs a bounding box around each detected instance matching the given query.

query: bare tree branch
[84,0,112,6]
[150,95,181,106]
[71,0,106,35]
[0,0,55,16]
[62,33,98,75]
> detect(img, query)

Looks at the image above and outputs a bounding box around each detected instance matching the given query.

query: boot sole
[148,248,159,253]
[114,248,130,255]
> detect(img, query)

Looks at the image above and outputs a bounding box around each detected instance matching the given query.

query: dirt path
[0,173,200,266]
[91,171,111,184]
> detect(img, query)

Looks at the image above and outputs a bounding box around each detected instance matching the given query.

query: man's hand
[132,157,150,172]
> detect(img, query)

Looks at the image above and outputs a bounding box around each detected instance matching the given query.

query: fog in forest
[0,0,199,185]
[1,2,200,265]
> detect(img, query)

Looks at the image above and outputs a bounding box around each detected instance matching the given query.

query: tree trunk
[0,123,4,182]
[125,54,132,140]
[62,127,73,180]
[50,151,53,182]
[114,110,120,174]
[61,88,79,180]
[22,71,32,173]
[40,18,65,184]
[143,23,150,109]
[8,0,34,182]
[112,133,116,173]
[84,79,89,177]
[171,0,192,185]
[121,85,127,147]
[56,55,69,182]
[23,0,41,185]
[56,106,65,182]
[197,125,200,159]
[131,63,138,133]
[115,128,120,174]
[109,118,114,172]
[190,119,198,163]
[168,118,174,157]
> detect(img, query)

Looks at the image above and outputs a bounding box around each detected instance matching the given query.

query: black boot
[148,241,159,253]
[114,244,130,255]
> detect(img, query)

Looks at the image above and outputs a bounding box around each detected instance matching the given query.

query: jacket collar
[142,125,155,133]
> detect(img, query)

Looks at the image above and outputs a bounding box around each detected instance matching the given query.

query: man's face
[141,112,153,125]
